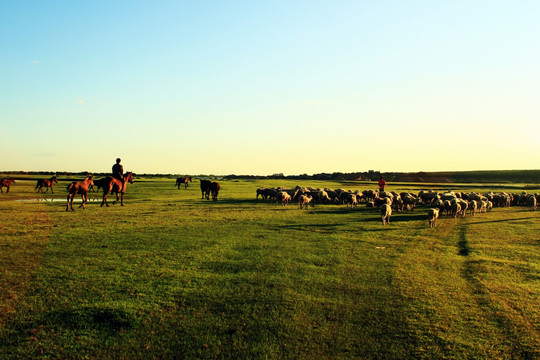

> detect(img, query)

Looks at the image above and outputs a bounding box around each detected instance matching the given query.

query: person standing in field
[378,176,387,192]
[112,158,124,182]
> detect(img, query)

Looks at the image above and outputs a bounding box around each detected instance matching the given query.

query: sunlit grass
[0,177,538,359]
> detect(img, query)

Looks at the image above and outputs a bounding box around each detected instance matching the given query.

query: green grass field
[0,176,538,359]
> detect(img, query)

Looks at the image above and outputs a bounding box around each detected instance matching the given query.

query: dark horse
[200,180,220,201]
[200,179,212,199]
[100,172,135,207]
[176,176,192,189]
[66,175,94,211]
[35,175,58,194]
[91,177,110,193]
[0,177,16,193]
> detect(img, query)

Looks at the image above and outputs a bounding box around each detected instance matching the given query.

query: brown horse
[101,172,135,207]
[176,176,192,189]
[0,177,16,193]
[35,175,58,194]
[210,181,220,201]
[66,175,94,211]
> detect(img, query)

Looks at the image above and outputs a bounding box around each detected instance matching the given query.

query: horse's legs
[101,192,108,207]
[67,194,74,211]
[79,193,87,209]
[113,192,120,205]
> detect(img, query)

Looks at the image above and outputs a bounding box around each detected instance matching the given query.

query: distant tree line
[1,170,539,184]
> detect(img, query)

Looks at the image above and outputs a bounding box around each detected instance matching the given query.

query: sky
[1,1,539,175]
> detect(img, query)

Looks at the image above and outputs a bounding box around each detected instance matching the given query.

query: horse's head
[188,177,192,182]
[125,172,135,184]
[53,176,58,183]
[85,175,94,186]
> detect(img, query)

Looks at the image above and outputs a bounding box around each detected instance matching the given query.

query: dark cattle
[66,175,94,211]
[0,177,16,193]
[100,172,135,207]
[35,175,58,194]
[176,176,192,189]
[200,180,212,200]
[210,182,220,201]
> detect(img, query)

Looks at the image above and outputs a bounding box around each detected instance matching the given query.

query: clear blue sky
[1,1,539,175]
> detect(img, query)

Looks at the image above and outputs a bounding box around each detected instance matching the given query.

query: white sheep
[428,208,439,228]
[298,195,313,209]
[528,195,537,211]
[380,204,392,225]
[450,201,461,218]
[276,191,292,206]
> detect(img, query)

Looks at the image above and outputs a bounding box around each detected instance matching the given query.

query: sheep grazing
[298,195,313,209]
[380,204,392,225]
[450,201,462,219]
[276,191,292,206]
[401,193,419,211]
[469,200,477,216]
[428,208,440,228]
[340,192,358,208]
[528,195,537,211]
[318,190,331,203]
[457,199,468,217]
[477,199,487,213]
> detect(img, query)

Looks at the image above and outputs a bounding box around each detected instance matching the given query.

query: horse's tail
[67,183,74,192]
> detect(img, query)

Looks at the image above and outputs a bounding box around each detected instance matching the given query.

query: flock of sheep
[256,186,539,227]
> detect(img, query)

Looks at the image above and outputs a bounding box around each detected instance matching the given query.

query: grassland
[0,176,538,359]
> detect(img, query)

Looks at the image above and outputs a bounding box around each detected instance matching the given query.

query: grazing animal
[35,175,58,194]
[92,177,110,193]
[450,201,461,218]
[469,200,477,216]
[200,180,212,200]
[210,182,220,201]
[66,175,94,211]
[100,172,135,207]
[428,208,440,228]
[380,204,392,225]
[277,191,292,206]
[298,194,313,209]
[256,187,278,201]
[0,177,16,193]
[529,195,537,211]
[176,176,192,189]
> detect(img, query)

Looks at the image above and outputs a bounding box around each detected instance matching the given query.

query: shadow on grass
[197,198,260,205]
[465,216,537,226]
[458,226,470,256]
[43,307,137,333]
[268,223,339,233]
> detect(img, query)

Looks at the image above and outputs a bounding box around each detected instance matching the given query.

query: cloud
[32,60,39,64]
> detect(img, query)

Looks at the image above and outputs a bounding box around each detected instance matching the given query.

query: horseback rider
[112,158,124,181]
